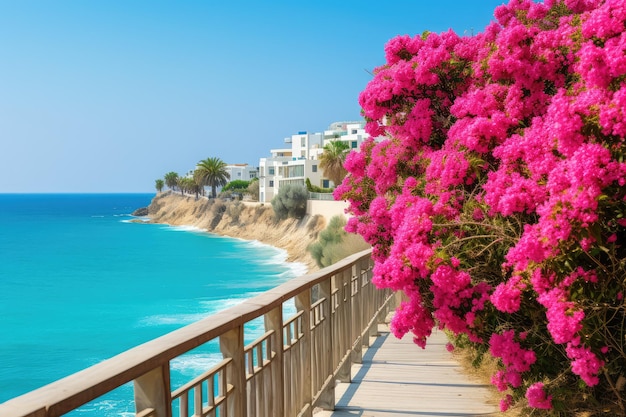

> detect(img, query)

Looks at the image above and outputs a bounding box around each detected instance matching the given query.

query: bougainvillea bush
[336,0,626,413]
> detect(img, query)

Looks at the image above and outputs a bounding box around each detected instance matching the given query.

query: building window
[312,165,317,173]
[269,180,274,187]
[301,136,306,147]
[269,167,275,175]
[322,179,330,188]
[281,165,304,178]
[237,172,241,177]
[351,141,357,148]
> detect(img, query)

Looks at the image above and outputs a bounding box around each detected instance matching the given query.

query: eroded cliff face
[146,192,326,271]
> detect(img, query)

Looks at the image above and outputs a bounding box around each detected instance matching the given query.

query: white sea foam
[137,312,210,327]
[284,261,309,278]
[238,239,308,278]
[170,351,223,377]
[198,296,248,314]
[138,293,261,328]
[121,217,151,223]
[75,395,134,417]
[165,224,206,233]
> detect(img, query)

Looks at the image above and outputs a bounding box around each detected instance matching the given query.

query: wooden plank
[313,326,497,417]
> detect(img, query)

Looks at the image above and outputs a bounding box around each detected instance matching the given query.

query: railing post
[220,325,247,417]
[316,278,335,410]
[351,262,363,365]
[368,260,382,338]
[134,365,172,417]
[295,289,312,417]
[336,269,352,383]
[264,306,284,417]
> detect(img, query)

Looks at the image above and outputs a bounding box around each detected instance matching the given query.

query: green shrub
[223,180,250,191]
[308,215,370,268]
[271,184,308,220]
[306,178,333,193]
[247,178,259,201]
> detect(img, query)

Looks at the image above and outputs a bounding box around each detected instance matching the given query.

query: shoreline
[144,192,326,272]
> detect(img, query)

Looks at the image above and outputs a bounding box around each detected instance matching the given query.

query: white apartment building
[258,121,368,203]
[324,121,367,151]
[225,163,258,182]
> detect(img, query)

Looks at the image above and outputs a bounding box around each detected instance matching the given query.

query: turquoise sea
[0,193,305,415]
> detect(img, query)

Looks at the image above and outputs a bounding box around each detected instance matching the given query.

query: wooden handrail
[0,248,395,417]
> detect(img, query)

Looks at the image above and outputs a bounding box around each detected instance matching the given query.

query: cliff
[145,192,326,271]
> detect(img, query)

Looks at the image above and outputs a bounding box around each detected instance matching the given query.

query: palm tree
[164,172,179,191]
[194,157,230,198]
[176,177,187,195]
[155,179,164,193]
[319,140,350,186]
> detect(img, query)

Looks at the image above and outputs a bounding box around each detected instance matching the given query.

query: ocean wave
[170,351,223,377]
[138,293,261,327]
[239,240,307,278]
[75,396,134,417]
[282,262,308,278]
[163,224,206,233]
[120,217,151,223]
[137,312,210,327]
[198,296,249,313]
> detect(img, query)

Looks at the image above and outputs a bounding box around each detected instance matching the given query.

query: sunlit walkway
[314,323,499,417]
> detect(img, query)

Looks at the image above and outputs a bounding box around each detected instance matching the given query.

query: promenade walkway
[315,323,500,417]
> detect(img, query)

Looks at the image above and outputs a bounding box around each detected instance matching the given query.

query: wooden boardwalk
[314,324,500,417]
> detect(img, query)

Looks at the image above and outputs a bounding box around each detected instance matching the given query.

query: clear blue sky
[0,0,505,193]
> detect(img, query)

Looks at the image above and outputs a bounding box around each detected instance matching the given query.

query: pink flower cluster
[526,382,553,409]
[490,330,537,392]
[336,0,626,411]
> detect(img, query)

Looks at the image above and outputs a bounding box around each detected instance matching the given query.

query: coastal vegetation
[157,157,233,200]
[155,179,164,193]
[164,171,179,191]
[194,157,230,198]
[271,183,308,220]
[319,139,350,186]
[222,179,252,193]
[247,178,260,201]
[308,215,370,268]
[177,176,202,198]
[305,178,333,194]
[336,0,626,414]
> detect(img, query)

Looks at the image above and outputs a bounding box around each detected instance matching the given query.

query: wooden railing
[0,249,396,417]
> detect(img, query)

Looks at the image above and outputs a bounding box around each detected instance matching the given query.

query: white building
[323,121,367,151]
[258,131,323,203]
[258,121,369,203]
[225,163,258,182]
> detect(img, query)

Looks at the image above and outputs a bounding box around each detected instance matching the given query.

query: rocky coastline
[140,192,326,272]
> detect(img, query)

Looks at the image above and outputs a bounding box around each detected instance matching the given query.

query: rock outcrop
[131,207,149,216]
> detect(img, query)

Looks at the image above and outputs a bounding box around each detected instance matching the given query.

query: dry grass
[452,345,624,417]
[452,345,524,417]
